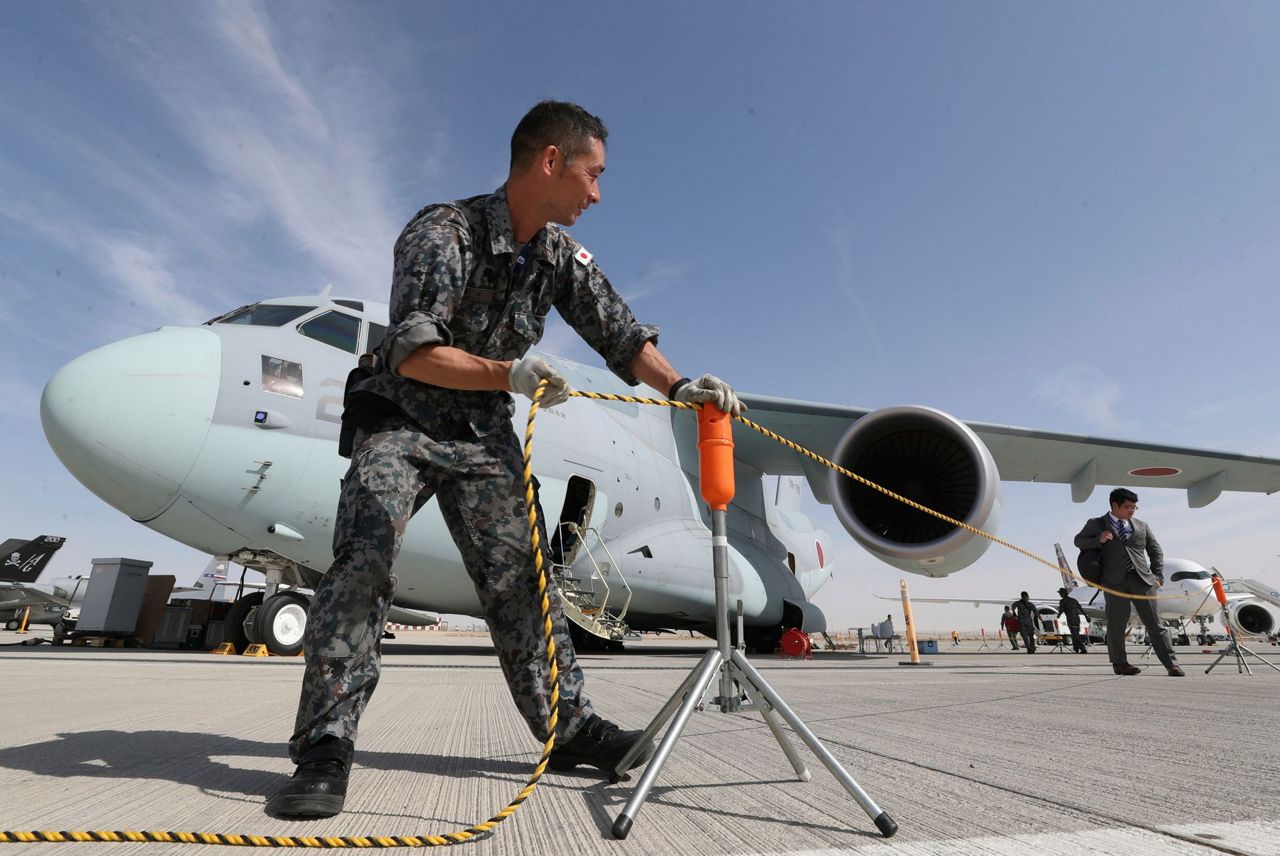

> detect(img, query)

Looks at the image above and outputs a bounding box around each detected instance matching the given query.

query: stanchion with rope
[606,401,897,840]
[1204,575,1280,675]
[0,384,1164,847]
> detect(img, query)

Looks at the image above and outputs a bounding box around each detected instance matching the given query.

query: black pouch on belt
[338,353,401,458]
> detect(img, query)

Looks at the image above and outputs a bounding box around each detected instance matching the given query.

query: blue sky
[3,1,1279,633]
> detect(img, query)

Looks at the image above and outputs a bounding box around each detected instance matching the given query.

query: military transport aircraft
[38,292,1280,654]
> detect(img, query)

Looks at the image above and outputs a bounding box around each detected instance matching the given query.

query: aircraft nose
[41,326,220,521]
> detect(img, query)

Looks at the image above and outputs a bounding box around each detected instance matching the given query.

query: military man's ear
[538,145,561,176]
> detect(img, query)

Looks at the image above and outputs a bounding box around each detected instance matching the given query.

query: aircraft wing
[0,583,70,611]
[735,393,1280,507]
[874,590,1107,619]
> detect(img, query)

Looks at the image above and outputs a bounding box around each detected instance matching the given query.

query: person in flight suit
[1013,592,1039,653]
[1001,605,1020,650]
[268,100,743,818]
[1056,587,1089,653]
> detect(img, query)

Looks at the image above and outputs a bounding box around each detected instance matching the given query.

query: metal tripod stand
[1204,576,1280,675]
[1205,629,1280,675]
[608,408,897,841]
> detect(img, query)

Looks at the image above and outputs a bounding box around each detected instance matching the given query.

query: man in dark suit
[1074,488,1184,677]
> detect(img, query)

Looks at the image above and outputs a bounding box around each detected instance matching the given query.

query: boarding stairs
[551,523,633,643]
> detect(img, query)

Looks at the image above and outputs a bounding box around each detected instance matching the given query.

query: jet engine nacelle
[1225,600,1276,638]
[827,405,1002,577]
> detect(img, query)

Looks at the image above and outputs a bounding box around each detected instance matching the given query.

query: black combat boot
[547,715,655,774]
[267,735,353,818]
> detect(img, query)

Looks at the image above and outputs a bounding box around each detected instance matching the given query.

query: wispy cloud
[1033,364,1125,431]
[827,226,889,362]
[93,234,209,325]
[83,3,428,300]
[621,259,684,305]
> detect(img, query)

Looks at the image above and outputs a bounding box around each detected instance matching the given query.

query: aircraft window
[334,299,364,311]
[213,304,311,327]
[298,311,361,353]
[1170,570,1211,581]
[365,322,388,354]
[262,355,303,398]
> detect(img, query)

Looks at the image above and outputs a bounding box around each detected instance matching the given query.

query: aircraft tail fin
[0,536,66,583]
[1054,543,1075,593]
[772,476,804,511]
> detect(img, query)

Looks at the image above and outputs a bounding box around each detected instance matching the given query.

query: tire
[224,592,265,653]
[253,592,310,656]
[4,620,18,631]
[52,621,67,645]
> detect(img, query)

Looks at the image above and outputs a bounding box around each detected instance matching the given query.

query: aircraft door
[551,475,599,568]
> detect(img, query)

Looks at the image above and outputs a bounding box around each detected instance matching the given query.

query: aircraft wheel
[52,621,67,645]
[224,592,265,652]
[4,619,18,631]
[254,592,310,656]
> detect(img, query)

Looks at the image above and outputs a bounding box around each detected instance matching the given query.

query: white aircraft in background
[890,545,1278,644]
[38,292,1280,654]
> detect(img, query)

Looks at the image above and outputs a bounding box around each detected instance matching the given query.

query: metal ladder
[551,523,632,643]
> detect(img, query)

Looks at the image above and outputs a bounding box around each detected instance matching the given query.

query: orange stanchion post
[17,606,30,635]
[898,581,929,666]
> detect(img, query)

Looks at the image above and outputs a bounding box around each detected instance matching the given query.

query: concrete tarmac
[1,631,1278,855]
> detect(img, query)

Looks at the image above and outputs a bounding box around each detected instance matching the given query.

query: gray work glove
[509,356,572,408]
[673,374,744,416]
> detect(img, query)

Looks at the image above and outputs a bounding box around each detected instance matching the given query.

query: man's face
[549,137,605,227]
[1111,499,1138,521]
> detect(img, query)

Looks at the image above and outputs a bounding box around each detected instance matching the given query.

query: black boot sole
[267,792,346,818]
[549,740,656,773]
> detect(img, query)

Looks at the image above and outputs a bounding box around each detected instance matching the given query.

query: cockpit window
[1170,570,1211,582]
[209,304,311,326]
[366,322,387,354]
[298,310,361,353]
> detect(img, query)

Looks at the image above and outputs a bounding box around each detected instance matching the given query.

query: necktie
[1117,521,1131,540]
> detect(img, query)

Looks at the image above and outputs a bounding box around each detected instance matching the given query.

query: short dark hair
[1020,591,1029,599]
[1109,488,1138,507]
[510,100,608,171]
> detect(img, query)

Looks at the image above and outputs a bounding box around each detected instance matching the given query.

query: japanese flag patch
[573,245,593,266]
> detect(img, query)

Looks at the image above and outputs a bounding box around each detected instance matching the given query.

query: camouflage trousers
[288,417,594,762]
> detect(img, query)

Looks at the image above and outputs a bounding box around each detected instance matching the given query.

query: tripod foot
[874,811,899,838]
[612,815,634,840]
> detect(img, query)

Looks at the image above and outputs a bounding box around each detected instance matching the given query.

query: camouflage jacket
[355,185,659,438]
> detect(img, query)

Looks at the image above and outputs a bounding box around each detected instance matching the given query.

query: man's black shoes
[1112,662,1142,676]
[267,736,353,818]
[548,715,655,774]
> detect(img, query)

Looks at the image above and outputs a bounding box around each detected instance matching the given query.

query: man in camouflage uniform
[1013,591,1039,653]
[268,100,742,818]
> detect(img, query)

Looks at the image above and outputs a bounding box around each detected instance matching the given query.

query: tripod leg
[612,650,723,839]
[730,649,897,837]
[1238,643,1280,673]
[1204,646,1232,674]
[609,649,716,781]
[738,677,810,782]
[1236,644,1251,675]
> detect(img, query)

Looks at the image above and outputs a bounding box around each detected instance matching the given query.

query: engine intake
[1226,601,1276,638]
[827,405,1001,576]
